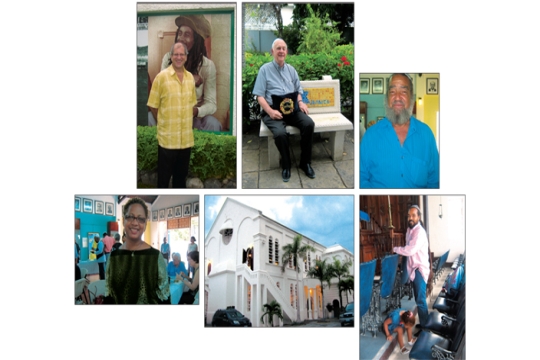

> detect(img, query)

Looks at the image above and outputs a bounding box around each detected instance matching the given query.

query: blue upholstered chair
[424,293,466,337]
[409,303,466,360]
[360,259,376,336]
[378,253,399,316]
[434,250,450,282]
[432,283,465,317]
[398,254,413,304]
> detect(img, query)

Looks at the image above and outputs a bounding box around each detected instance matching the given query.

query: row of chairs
[360,254,403,337]
[409,261,466,359]
[451,253,465,270]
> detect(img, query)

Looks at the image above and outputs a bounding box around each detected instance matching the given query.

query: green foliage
[137,126,236,182]
[297,5,342,55]
[260,300,284,326]
[190,130,237,181]
[307,258,333,289]
[281,235,316,273]
[242,45,354,126]
[307,258,333,319]
[279,25,301,55]
[137,125,159,171]
[329,256,353,308]
[338,276,354,307]
[242,52,272,125]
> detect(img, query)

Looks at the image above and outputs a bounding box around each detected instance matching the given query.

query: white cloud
[227,196,303,225]
[207,196,226,220]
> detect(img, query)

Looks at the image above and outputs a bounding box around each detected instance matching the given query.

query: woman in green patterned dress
[105,197,169,304]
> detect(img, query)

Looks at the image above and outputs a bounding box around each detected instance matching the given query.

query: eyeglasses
[125,215,147,225]
[172,53,188,57]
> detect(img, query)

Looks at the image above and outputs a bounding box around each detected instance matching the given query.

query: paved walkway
[242,125,355,189]
[284,316,342,327]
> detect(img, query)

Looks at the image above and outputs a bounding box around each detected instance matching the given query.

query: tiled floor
[360,267,452,360]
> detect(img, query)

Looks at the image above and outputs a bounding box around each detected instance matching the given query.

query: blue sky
[205,195,354,253]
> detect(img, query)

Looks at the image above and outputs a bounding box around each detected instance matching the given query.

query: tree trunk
[295,269,301,322]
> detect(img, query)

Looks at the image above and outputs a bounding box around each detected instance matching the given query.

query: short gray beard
[385,99,414,125]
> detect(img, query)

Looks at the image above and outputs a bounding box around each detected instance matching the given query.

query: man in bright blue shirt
[360,74,439,188]
[253,38,315,182]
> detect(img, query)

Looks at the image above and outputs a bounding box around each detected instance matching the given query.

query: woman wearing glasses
[105,197,169,304]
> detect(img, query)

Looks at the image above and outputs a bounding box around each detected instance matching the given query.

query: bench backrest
[300,79,341,115]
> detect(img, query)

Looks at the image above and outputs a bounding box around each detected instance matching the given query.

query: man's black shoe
[282,168,291,182]
[299,163,315,178]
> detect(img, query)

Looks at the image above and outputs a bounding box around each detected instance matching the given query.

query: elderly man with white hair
[253,38,315,182]
[167,252,188,283]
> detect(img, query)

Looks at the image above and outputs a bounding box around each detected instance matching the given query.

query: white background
[1,1,536,358]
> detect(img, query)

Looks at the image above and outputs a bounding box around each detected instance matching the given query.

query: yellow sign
[304,88,335,108]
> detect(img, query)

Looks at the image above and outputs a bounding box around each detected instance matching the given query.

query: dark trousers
[179,291,195,304]
[98,262,105,280]
[262,111,314,170]
[158,145,191,188]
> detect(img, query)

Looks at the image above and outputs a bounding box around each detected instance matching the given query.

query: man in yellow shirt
[148,42,197,188]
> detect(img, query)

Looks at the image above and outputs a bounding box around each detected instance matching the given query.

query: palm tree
[330,256,353,309]
[338,276,354,305]
[260,300,284,327]
[281,234,315,322]
[307,258,333,319]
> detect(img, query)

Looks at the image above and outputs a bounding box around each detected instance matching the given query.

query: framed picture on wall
[75,197,81,212]
[426,78,439,95]
[152,210,158,222]
[159,209,165,221]
[183,203,192,217]
[360,78,370,94]
[193,202,199,215]
[83,198,93,213]
[95,201,104,215]
[167,207,174,219]
[175,205,182,218]
[137,5,235,134]
[372,78,384,94]
[105,202,114,216]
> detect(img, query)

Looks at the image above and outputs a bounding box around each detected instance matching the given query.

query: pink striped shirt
[393,223,430,283]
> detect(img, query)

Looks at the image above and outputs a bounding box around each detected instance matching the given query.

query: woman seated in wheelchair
[382,309,417,355]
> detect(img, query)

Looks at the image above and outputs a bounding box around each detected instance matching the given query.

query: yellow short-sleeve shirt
[147,66,197,149]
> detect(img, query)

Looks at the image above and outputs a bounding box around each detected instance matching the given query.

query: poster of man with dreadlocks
[143,9,234,133]
[159,15,221,131]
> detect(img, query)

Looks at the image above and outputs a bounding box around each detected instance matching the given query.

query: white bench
[260,79,353,169]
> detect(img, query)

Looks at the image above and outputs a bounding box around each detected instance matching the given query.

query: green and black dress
[106,247,169,304]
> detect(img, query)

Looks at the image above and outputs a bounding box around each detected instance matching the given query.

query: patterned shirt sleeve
[156,254,170,301]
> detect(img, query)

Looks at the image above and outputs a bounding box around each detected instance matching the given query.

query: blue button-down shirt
[252,60,303,106]
[360,117,439,188]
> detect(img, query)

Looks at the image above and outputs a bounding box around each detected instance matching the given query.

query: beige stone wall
[140,3,236,134]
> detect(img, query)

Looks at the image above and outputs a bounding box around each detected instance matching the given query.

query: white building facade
[205,198,353,326]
